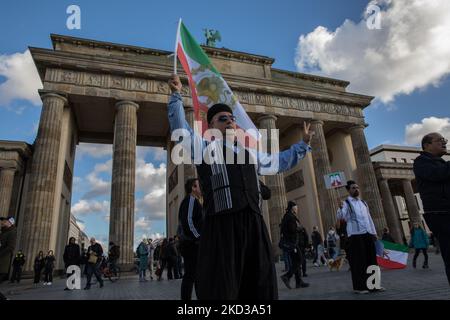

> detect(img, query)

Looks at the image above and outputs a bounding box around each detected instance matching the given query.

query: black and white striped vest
[196,141,262,216]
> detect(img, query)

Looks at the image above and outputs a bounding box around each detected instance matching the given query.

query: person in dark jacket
[157,239,168,281]
[166,238,178,280]
[33,251,45,285]
[10,250,25,283]
[297,216,309,277]
[0,216,16,300]
[84,237,104,290]
[382,227,395,243]
[63,237,81,290]
[108,241,120,275]
[280,201,309,289]
[311,226,323,266]
[178,177,203,300]
[43,250,56,286]
[413,132,450,285]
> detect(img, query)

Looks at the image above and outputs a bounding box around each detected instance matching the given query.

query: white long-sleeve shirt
[336,196,377,237]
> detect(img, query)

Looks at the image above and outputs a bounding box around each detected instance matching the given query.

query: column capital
[257,114,277,125]
[310,119,324,126]
[349,123,368,131]
[39,91,68,105]
[0,166,17,173]
[115,100,139,111]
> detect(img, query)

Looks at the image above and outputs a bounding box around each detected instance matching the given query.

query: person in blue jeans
[409,222,429,269]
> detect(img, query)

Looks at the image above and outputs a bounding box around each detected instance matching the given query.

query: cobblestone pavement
[1,252,448,300]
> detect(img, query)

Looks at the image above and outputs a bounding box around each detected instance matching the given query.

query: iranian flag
[376,240,409,269]
[174,19,259,143]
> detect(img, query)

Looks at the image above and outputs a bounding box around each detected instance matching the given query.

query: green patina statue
[203,29,221,47]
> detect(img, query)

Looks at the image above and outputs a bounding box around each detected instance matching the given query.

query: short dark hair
[185,178,198,195]
[345,180,357,190]
[421,133,435,150]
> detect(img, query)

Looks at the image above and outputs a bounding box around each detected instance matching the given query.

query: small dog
[327,255,346,271]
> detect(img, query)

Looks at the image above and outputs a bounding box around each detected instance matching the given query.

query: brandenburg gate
[0,34,387,271]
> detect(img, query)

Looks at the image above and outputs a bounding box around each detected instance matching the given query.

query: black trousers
[86,263,103,287]
[424,213,450,285]
[300,248,307,275]
[10,266,22,283]
[347,233,377,291]
[44,268,53,283]
[180,240,199,300]
[283,248,303,286]
[33,267,42,284]
[413,249,429,266]
[196,208,278,300]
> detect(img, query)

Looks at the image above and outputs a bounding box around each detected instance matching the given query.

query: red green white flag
[376,240,409,269]
[175,20,259,143]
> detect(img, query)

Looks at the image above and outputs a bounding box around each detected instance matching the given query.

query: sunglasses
[432,138,448,143]
[217,115,236,123]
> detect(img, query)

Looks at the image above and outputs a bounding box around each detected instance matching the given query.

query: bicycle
[100,257,121,282]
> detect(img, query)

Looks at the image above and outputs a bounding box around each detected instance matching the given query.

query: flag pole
[174,18,182,75]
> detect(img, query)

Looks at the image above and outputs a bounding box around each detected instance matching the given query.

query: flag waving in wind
[376,240,409,269]
[174,19,259,143]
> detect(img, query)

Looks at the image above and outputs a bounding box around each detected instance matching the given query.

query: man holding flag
[167,18,314,301]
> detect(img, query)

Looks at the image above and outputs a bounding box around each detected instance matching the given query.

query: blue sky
[1,0,449,248]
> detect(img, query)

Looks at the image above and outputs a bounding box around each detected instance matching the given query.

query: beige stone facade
[0,34,388,271]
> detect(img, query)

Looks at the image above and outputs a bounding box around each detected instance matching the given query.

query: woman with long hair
[33,251,45,285]
[43,250,55,286]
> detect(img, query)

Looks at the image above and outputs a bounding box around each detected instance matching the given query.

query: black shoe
[303,273,308,277]
[423,264,429,269]
[83,286,90,290]
[64,287,70,291]
[280,275,292,289]
[99,282,104,288]
[296,281,310,288]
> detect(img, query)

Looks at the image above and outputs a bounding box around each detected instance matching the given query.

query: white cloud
[295,0,450,103]
[71,199,110,216]
[76,143,112,159]
[0,49,42,106]
[405,117,450,145]
[83,159,112,199]
[135,217,151,231]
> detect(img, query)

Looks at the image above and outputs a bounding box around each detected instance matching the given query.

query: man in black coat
[413,132,450,285]
[280,201,309,289]
[63,237,81,290]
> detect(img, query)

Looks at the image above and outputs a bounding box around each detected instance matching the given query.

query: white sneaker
[313,263,319,267]
[43,282,47,286]
[47,282,52,286]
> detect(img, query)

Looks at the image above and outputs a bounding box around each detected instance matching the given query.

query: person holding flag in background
[167,20,314,300]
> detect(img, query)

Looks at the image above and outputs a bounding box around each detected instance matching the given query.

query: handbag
[88,253,98,264]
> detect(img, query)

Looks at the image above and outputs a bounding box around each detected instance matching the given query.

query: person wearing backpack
[337,180,385,294]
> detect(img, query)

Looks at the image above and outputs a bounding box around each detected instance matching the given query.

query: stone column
[349,125,387,232]
[310,120,339,231]
[258,115,287,258]
[0,167,16,217]
[402,179,421,224]
[379,179,403,243]
[184,107,196,179]
[109,101,139,269]
[21,93,67,270]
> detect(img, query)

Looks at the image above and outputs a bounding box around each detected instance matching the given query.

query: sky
[1,0,449,249]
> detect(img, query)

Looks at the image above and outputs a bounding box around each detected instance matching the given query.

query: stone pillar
[21,93,67,270]
[310,120,339,231]
[258,115,287,258]
[402,179,421,224]
[379,179,403,243]
[109,100,139,269]
[349,125,387,232]
[0,167,16,217]
[184,107,196,179]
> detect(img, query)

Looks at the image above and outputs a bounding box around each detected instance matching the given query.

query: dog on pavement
[327,255,347,271]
